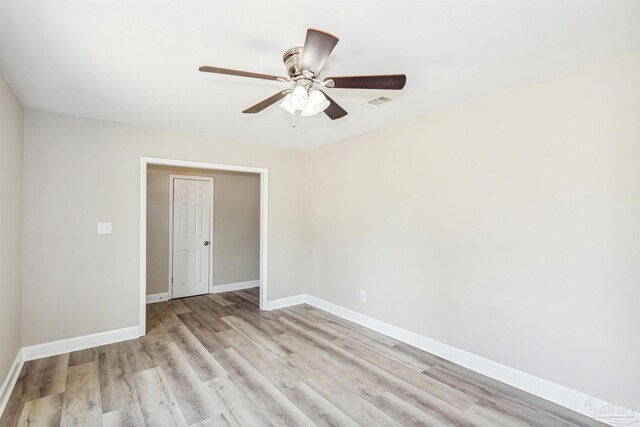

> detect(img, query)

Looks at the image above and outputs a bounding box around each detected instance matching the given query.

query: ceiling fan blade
[325,74,407,90]
[320,90,348,120]
[242,90,290,114]
[199,66,286,82]
[301,29,339,75]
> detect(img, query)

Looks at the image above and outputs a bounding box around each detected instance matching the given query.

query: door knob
[204,241,210,246]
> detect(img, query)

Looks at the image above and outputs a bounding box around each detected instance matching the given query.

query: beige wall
[307,51,640,409]
[22,111,310,346]
[147,166,259,295]
[0,72,23,385]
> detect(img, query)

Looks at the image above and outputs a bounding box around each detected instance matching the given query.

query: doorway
[139,157,269,335]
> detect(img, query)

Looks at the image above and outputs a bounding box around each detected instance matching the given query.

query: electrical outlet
[360,290,367,302]
[97,222,112,235]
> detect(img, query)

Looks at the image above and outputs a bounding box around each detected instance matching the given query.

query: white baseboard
[146,292,170,304]
[211,279,259,294]
[265,294,308,310]
[268,293,637,426]
[0,349,24,418]
[22,325,143,361]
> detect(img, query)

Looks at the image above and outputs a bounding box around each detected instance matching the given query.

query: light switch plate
[97,222,112,235]
[359,290,367,302]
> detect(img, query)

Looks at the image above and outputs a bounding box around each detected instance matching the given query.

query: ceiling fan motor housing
[283,47,306,78]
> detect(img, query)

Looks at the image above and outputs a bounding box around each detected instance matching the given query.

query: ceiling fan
[199,28,406,121]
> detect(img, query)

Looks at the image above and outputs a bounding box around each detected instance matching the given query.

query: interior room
[0,1,639,426]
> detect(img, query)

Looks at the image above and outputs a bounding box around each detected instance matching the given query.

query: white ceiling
[1,1,640,150]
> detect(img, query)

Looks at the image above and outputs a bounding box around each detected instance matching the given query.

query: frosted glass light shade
[279,94,297,115]
[301,90,330,116]
[290,85,308,109]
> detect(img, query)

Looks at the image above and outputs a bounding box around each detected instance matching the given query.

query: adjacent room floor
[0,289,603,426]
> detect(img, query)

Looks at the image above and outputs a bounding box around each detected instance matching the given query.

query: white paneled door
[171,177,213,298]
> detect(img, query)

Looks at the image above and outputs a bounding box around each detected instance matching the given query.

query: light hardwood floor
[1,288,604,426]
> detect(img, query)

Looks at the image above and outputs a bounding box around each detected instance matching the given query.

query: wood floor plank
[207,294,233,307]
[189,414,231,427]
[274,332,388,395]
[392,341,453,368]
[102,404,146,427]
[69,348,98,367]
[371,391,449,427]
[203,376,272,427]
[224,307,284,337]
[277,318,482,426]
[145,308,174,345]
[166,299,191,315]
[464,403,532,427]
[189,308,233,333]
[215,329,280,362]
[133,367,189,427]
[283,305,332,325]
[216,329,359,426]
[280,352,403,426]
[0,354,70,427]
[273,379,360,427]
[220,315,290,358]
[333,337,477,411]
[165,325,227,381]
[150,342,216,425]
[221,295,277,320]
[424,364,593,427]
[149,303,183,331]
[327,325,435,371]
[177,312,229,352]
[277,310,340,342]
[97,343,139,413]
[16,393,64,427]
[24,353,69,401]
[60,361,102,427]
[214,348,315,427]
[121,337,156,373]
[308,309,401,346]
[235,289,259,305]
[321,317,402,348]
[187,296,233,320]
[276,332,407,425]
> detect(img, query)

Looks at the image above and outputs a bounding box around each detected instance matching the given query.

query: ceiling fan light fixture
[310,90,330,112]
[302,89,330,116]
[290,85,309,109]
[278,94,297,115]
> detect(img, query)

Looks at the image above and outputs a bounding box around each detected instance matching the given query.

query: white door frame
[168,174,214,299]
[140,157,269,335]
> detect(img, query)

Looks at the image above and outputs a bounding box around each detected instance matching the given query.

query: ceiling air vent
[362,96,391,109]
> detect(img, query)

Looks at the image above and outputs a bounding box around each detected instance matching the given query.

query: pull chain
[291,112,309,135]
